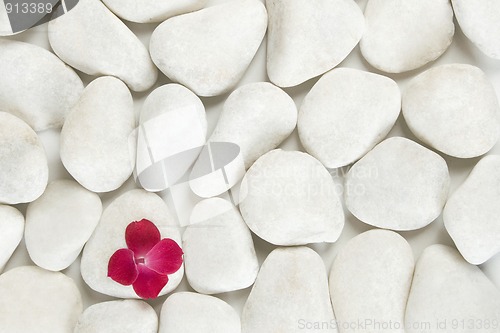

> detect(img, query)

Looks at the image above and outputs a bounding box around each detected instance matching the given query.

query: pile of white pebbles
[1,0,500,332]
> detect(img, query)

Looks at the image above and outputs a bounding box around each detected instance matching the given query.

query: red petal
[145,238,184,275]
[107,248,138,285]
[126,219,161,257]
[132,264,169,299]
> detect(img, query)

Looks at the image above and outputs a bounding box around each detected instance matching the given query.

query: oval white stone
[345,137,450,230]
[0,39,83,131]
[0,205,24,272]
[159,292,240,333]
[240,149,345,245]
[299,68,401,168]
[452,0,500,59]
[60,76,135,193]
[210,82,297,169]
[406,245,500,333]
[183,198,259,294]
[74,300,158,333]
[444,155,500,264]
[266,0,364,87]
[101,0,207,23]
[329,229,414,333]
[0,112,48,205]
[402,64,500,158]
[361,0,454,73]
[150,0,267,96]
[0,266,82,333]
[25,179,102,271]
[48,0,157,92]
[242,247,337,333]
[80,189,183,298]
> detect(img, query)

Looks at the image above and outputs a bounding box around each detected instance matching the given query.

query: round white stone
[406,245,500,333]
[183,198,259,294]
[159,292,240,333]
[239,149,345,246]
[101,0,207,23]
[48,0,157,92]
[329,229,415,333]
[360,0,454,73]
[299,68,401,168]
[402,64,500,158]
[80,189,183,298]
[266,0,364,87]
[0,205,24,272]
[444,155,500,264]
[150,0,267,97]
[345,137,450,230]
[452,0,500,59]
[74,300,158,333]
[242,247,337,333]
[25,179,102,271]
[60,76,136,193]
[0,39,83,131]
[210,82,297,169]
[0,112,48,205]
[0,266,82,333]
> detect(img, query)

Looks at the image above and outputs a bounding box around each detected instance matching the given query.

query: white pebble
[240,149,344,245]
[403,64,500,158]
[48,0,157,92]
[25,180,102,271]
[150,0,267,96]
[0,39,83,131]
[60,76,136,193]
[444,155,500,264]
[0,266,82,333]
[0,112,48,205]
[266,0,364,87]
[159,292,240,333]
[345,137,450,230]
[299,68,401,168]
[361,0,454,73]
[183,198,259,294]
[0,205,24,272]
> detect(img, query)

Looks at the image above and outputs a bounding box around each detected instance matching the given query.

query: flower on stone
[107,219,183,299]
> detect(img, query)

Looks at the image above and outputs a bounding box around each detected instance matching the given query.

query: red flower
[107,219,183,299]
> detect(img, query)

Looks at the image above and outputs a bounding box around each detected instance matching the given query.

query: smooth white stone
[136,84,207,192]
[361,0,454,73]
[0,266,82,333]
[345,137,450,231]
[402,64,500,158]
[299,68,401,168]
[150,0,267,97]
[159,292,240,333]
[0,39,83,130]
[74,300,158,333]
[25,180,102,271]
[81,189,183,298]
[444,155,500,264]
[240,149,344,245]
[452,0,500,59]
[48,0,157,92]
[183,198,259,294]
[329,229,414,333]
[0,112,48,205]
[102,0,207,23]
[266,0,364,87]
[210,82,297,169]
[406,245,500,333]
[242,247,337,333]
[0,205,24,272]
[60,76,136,193]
